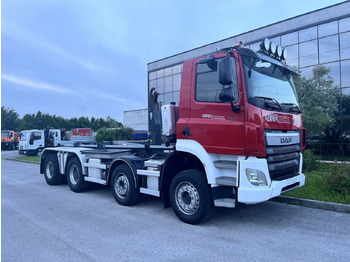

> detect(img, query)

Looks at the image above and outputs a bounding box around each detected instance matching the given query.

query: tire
[169,169,213,224]
[66,157,89,192]
[44,155,64,185]
[111,164,140,206]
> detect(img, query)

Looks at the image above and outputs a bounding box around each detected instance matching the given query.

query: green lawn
[284,163,350,205]
[15,155,41,163]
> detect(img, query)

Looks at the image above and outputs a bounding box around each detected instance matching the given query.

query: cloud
[2,19,106,72]
[2,74,75,94]
[98,93,142,108]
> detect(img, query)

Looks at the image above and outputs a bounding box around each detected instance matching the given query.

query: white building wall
[123,109,148,131]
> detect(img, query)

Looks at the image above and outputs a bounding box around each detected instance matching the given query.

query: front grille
[265,131,301,181]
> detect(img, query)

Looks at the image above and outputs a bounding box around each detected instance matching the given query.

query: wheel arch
[107,156,143,188]
[161,151,206,208]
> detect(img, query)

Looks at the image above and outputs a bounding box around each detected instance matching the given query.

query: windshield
[1,131,9,137]
[243,56,300,113]
[20,132,28,141]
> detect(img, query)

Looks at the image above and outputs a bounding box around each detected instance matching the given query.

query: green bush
[95,128,116,142]
[115,127,133,140]
[95,127,134,143]
[302,149,319,171]
[324,163,350,196]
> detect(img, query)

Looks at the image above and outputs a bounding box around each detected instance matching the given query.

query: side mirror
[219,87,235,102]
[29,138,34,145]
[218,57,233,86]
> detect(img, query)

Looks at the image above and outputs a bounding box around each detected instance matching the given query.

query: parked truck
[1,130,20,150]
[40,39,306,224]
[19,128,94,156]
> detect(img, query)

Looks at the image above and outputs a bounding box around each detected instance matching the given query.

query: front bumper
[238,173,305,204]
[237,156,305,204]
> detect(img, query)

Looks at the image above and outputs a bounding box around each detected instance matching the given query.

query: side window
[196,57,238,103]
[32,132,42,140]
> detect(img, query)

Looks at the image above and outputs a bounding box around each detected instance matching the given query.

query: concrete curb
[271,196,350,213]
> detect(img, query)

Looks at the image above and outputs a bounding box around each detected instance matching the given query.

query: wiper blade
[254,96,282,111]
[282,103,301,113]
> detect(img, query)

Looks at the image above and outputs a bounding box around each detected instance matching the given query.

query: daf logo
[281,137,292,143]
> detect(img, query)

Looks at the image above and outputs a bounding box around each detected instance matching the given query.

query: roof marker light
[260,38,269,52]
[281,48,288,60]
[269,42,276,55]
[276,45,282,58]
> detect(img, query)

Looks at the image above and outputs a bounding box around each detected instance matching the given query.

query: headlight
[245,168,268,186]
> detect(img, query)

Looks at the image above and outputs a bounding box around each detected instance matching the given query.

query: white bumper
[237,157,305,204]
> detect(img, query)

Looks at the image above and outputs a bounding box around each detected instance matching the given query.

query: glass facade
[149,64,182,105]
[247,16,350,94]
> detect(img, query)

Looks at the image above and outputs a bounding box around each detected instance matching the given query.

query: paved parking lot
[2,153,350,261]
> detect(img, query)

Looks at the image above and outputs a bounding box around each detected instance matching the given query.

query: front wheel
[66,157,89,192]
[111,164,140,206]
[169,170,213,224]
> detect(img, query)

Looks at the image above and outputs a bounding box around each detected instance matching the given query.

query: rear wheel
[169,169,212,224]
[67,157,89,192]
[44,155,64,185]
[111,164,140,206]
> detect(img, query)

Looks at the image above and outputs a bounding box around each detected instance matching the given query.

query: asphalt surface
[2,152,350,261]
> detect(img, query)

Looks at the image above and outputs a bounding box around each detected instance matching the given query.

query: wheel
[44,154,64,185]
[169,169,213,224]
[66,157,89,192]
[111,164,140,206]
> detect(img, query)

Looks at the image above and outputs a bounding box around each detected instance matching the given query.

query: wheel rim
[69,165,79,185]
[46,161,53,179]
[175,181,200,215]
[114,173,129,199]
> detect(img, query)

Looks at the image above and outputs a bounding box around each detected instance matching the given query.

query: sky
[1,0,346,124]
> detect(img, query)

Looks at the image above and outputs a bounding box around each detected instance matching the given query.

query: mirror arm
[230,101,241,113]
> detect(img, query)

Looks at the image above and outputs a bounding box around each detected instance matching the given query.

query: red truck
[1,130,20,150]
[40,39,305,224]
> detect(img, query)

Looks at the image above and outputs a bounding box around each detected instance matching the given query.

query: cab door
[186,54,245,155]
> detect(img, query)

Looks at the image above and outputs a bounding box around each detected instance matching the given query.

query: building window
[164,76,172,93]
[339,17,350,33]
[319,35,339,63]
[318,21,338,38]
[324,62,341,86]
[299,26,317,42]
[281,31,298,46]
[341,60,350,88]
[156,77,164,93]
[300,66,314,79]
[340,32,350,60]
[285,44,298,67]
[299,40,318,67]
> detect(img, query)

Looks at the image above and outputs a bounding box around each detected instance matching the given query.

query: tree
[1,106,20,131]
[294,65,341,137]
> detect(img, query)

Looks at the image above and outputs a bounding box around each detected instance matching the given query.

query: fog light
[245,168,268,186]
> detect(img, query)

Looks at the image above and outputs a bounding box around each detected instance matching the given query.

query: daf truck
[40,39,306,224]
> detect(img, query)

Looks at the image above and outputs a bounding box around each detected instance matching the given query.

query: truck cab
[171,40,305,205]
[19,129,61,155]
[1,130,19,150]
